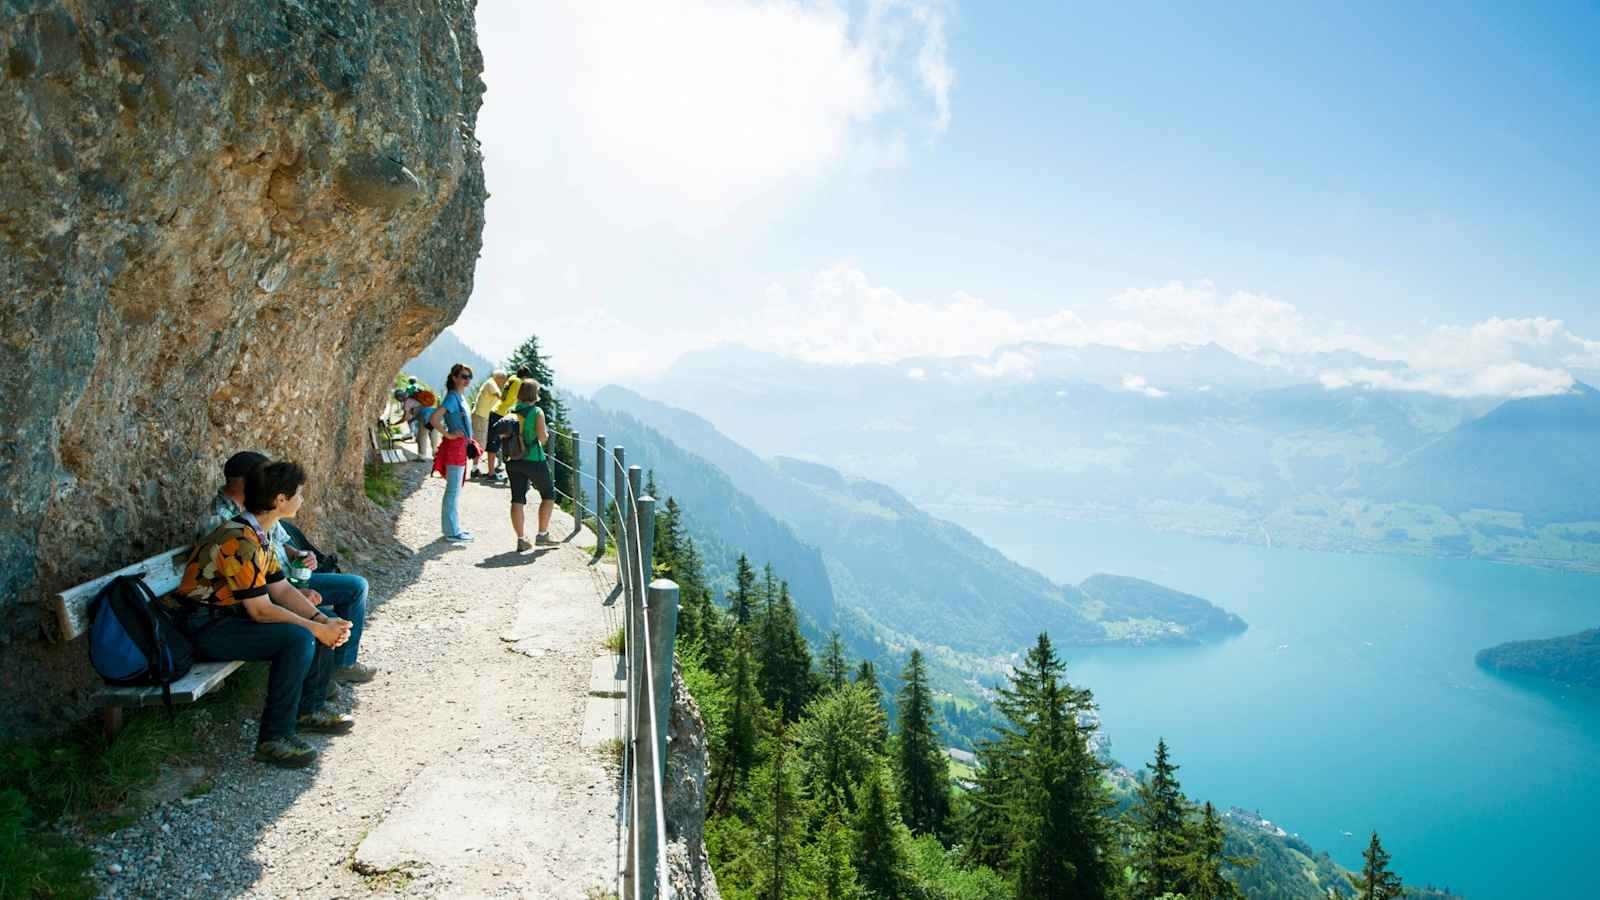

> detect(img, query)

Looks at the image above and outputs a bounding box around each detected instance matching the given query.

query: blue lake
[948,509,1600,900]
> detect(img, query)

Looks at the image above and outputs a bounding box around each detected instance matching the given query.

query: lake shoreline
[924,501,1600,577]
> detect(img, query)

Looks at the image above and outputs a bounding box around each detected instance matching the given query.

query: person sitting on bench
[198,452,377,684]
[167,460,355,768]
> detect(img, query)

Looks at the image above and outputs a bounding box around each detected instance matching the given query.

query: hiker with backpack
[411,385,441,463]
[431,362,476,543]
[166,460,355,768]
[487,366,529,481]
[494,379,557,552]
[197,452,377,686]
[472,368,506,480]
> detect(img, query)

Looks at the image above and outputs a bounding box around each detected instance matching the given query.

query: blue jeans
[442,464,465,536]
[182,612,332,743]
[307,572,368,668]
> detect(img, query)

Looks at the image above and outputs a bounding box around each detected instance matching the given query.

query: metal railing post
[627,465,644,589]
[637,494,655,584]
[594,435,607,554]
[626,564,648,900]
[613,446,627,590]
[646,578,679,785]
[569,429,580,515]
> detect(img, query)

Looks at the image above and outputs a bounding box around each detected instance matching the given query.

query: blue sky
[458,1,1598,393]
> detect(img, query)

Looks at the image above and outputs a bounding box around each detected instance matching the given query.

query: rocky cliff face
[666,664,722,899]
[0,0,486,734]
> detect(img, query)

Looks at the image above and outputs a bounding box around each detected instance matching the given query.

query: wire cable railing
[544,424,678,900]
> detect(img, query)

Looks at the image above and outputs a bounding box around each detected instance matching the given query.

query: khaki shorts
[472,416,489,447]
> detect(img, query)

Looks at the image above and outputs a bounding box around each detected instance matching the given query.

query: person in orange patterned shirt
[168,461,356,768]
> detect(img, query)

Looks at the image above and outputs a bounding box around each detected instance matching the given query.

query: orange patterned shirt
[170,518,284,610]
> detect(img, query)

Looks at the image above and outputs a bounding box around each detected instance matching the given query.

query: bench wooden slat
[98,660,245,708]
[52,545,191,642]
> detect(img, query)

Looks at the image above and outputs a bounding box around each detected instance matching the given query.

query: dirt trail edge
[92,468,623,899]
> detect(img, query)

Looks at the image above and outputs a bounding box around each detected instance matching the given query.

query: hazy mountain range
[566,387,1247,664]
[631,342,1600,570]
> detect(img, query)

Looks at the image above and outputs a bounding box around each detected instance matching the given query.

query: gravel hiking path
[91,466,624,899]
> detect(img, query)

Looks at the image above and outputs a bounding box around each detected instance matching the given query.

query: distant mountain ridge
[630,343,1600,570]
[583,384,1247,654]
[403,329,496,387]
[1368,383,1600,525]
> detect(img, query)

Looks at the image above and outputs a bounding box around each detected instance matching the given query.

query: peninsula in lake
[1477,628,1600,688]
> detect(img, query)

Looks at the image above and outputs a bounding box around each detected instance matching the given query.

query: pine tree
[802,809,862,900]
[894,650,952,838]
[711,627,765,815]
[1347,832,1404,900]
[732,555,758,625]
[1183,801,1251,900]
[750,725,807,900]
[821,631,850,691]
[968,633,1115,896]
[853,660,888,750]
[1128,738,1195,900]
[960,744,1013,871]
[1011,643,1118,900]
[762,563,778,611]
[683,537,726,674]
[757,581,816,722]
[790,682,885,816]
[851,763,911,900]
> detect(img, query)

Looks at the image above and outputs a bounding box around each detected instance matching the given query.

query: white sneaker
[448,531,476,543]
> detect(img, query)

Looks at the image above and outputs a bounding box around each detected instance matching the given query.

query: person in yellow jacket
[471,369,506,479]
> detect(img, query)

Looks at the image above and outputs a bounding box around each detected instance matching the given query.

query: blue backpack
[87,574,194,709]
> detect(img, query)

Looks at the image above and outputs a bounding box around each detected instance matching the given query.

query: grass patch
[0,790,95,900]
[0,665,269,898]
[359,868,414,892]
[603,628,625,655]
[581,517,619,559]
[364,462,405,508]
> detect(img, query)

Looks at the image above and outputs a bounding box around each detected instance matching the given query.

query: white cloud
[973,351,1033,380]
[459,256,1598,400]
[478,0,955,230]
[1120,375,1168,398]
[1318,363,1576,399]
[717,266,1599,399]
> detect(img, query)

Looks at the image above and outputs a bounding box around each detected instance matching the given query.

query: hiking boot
[255,736,317,768]
[535,532,559,547]
[334,663,378,684]
[297,709,356,735]
[516,537,533,553]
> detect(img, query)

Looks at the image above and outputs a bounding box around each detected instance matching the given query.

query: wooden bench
[369,421,415,464]
[53,545,245,739]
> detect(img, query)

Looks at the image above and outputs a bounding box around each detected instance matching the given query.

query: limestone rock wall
[665,664,722,900]
[0,0,486,734]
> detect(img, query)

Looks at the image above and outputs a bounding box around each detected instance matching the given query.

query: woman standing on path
[506,380,556,553]
[432,363,476,543]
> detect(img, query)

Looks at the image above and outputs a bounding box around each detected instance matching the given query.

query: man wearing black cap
[197,452,377,685]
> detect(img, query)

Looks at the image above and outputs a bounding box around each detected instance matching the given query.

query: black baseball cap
[223,451,269,480]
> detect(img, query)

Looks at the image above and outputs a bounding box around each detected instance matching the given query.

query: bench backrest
[53,546,191,642]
